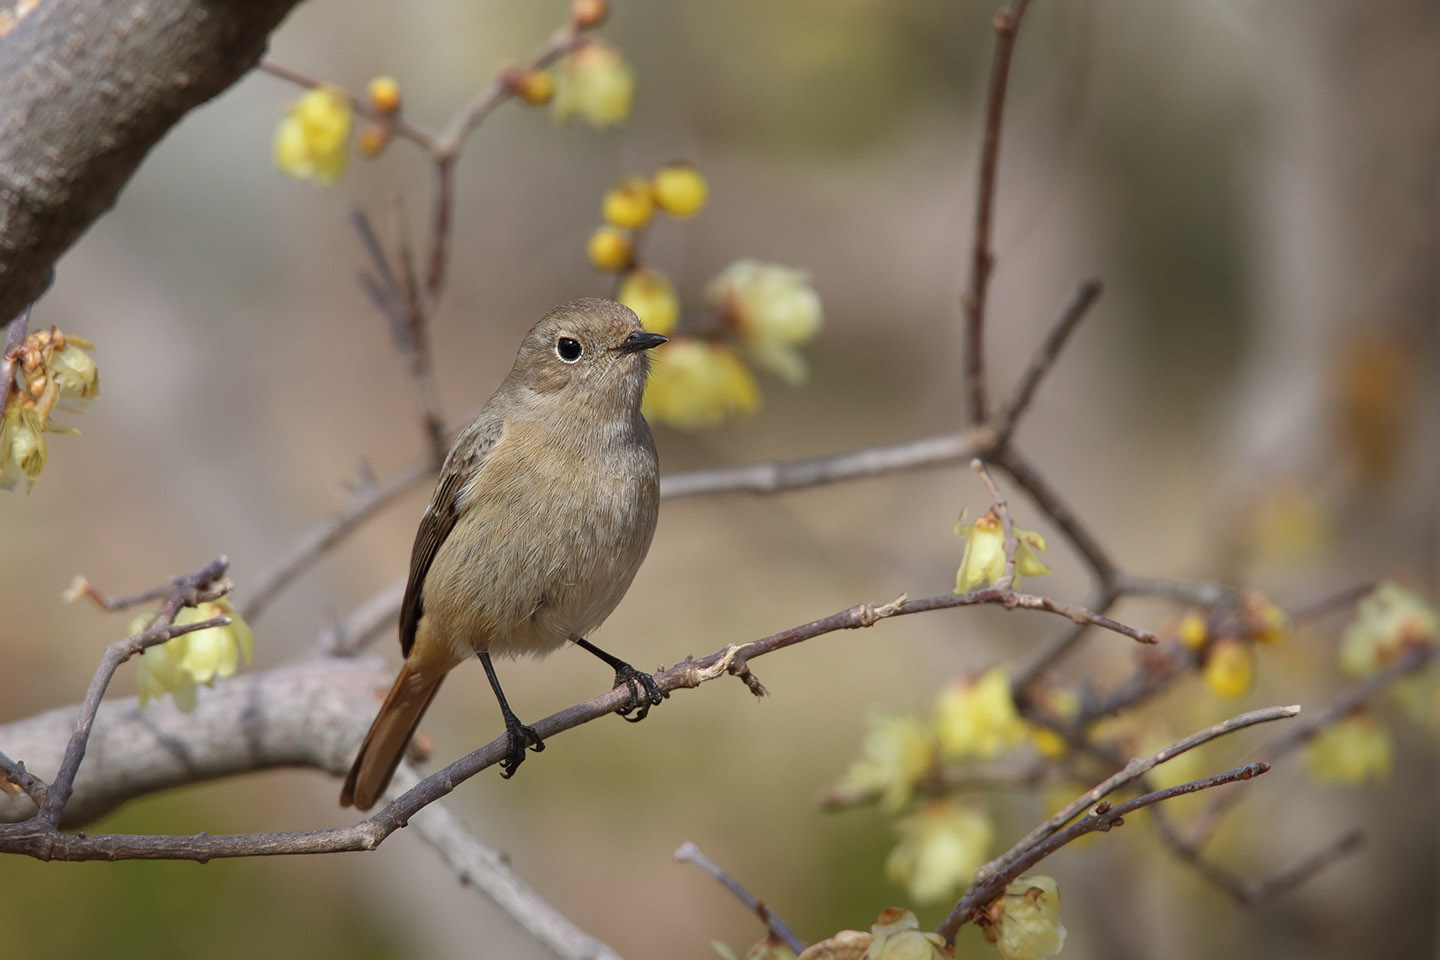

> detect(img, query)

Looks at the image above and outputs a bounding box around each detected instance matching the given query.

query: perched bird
[341,298,667,810]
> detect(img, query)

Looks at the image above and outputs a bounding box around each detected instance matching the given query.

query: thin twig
[973,704,1299,887]
[1238,830,1365,906]
[993,279,1103,445]
[675,842,806,955]
[961,0,1035,426]
[241,461,431,623]
[937,761,1271,943]
[257,60,441,152]
[0,751,46,807]
[994,445,1119,587]
[36,557,231,826]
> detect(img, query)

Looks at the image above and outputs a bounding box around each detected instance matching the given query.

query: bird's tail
[341,660,446,810]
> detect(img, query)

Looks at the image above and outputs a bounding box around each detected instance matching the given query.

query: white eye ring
[555,337,582,362]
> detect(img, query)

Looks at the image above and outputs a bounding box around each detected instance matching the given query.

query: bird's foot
[612,661,663,723]
[499,715,545,779]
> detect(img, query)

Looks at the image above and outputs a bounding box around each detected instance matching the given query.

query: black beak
[619,331,669,353]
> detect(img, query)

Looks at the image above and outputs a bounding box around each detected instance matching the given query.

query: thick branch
[0,0,303,319]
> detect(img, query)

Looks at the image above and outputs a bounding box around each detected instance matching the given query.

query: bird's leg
[571,636,663,722]
[478,651,544,778]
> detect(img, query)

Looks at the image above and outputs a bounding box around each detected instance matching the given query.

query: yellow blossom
[954,510,1050,592]
[602,176,655,229]
[274,86,353,186]
[642,339,760,430]
[1241,592,1288,645]
[513,69,556,106]
[1340,582,1438,678]
[587,226,634,272]
[862,908,948,960]
[47,338,99,414]
[886,800,994,904]
[1303,714,1393,784]
[552,41,634,128]
[708,259,822,384]
[935,667,1027,761]
[135,599,253,713]
[1202,639,1255,699]
[1177,611,1209,650]
[652,163,709,218]
[836,711,936,813]
[366,76,402,114]
[0,402,45,493]
[617,267,680,335]
[984,876,1067,960]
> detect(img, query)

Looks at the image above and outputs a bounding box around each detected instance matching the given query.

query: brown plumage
[341,299,666,810]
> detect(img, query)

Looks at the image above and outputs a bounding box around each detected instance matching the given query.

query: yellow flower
[1176,611,1209,650]
[513,69,555,106]
[617,267,680,335]
[1241,592,1288,645]
[602,176,655,229]
[47,338,99,414]
[862,908,948,960]
[135,599,253,713]
[588,226,634,272]
[954,510,1050,592]
[642,339,760,430]
[935,667,1028,761]
[984,876,1067,960]
[0,402,45,493]
[274,86,353,185]
[1303,714,1393,784]
[1340,582,1438,678]
[1202,639,1255,699]
[708,259,822,384]
[886,800,994,904]
[366,76,402,114]
[652,163,708,217]
[836,711,936,813]
[552,41,634,128]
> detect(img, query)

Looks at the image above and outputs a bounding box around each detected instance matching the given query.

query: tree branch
[0,0,304,320]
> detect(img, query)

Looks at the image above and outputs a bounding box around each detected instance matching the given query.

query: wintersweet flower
[1303,714,1394,784]
[886,800,994,904]
[651,163,708,217]
[617,267,680,335]
[1340,582,1438,678]
[366,76,401,114]
[642,339,759,430]
[552,41,634,128]
[587,226,634,272]
[836,711,936,812]
[708,259,822,384]
[935,667,1028,761]
[0,403,45,493]
[46,336,99,414]
[602,176,655,229]
[955,509,1050,592]
[984,876,1067,960]
[861,908,948,960]
[1202,638,1254,699]
[135,599,254,713]
[274,86,353,185]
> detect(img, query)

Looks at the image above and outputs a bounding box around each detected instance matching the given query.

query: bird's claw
[499,718,545,779]
[613,663,663,723]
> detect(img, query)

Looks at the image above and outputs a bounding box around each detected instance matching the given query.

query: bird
[340,298,667,810]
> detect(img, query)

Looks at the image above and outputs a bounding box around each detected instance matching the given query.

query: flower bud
[571,0,608,30]
[367,76,402,114]
[587,226,634,272]
[617,267,679,335]
[651,162,708,217]
[602,176,655,229]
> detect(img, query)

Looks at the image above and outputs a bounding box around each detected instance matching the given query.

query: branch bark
[0,0,303,320]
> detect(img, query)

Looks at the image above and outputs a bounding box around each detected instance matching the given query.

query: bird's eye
[555,337,582,362]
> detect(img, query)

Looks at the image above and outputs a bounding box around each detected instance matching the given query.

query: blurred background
[2,0,1437,956]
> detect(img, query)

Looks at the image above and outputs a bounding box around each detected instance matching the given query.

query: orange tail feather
[340,661,446,810]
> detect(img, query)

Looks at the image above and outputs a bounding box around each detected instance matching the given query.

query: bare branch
[0,0,303,320]
[961,0,1035,426]
[993,279,1103,445]
[994,445,1119,587]
[675,842,806,956]
[0,751,46,808]
[38,557,231,825]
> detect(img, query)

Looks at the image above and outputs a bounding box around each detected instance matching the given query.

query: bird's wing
[399,417,505,658]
